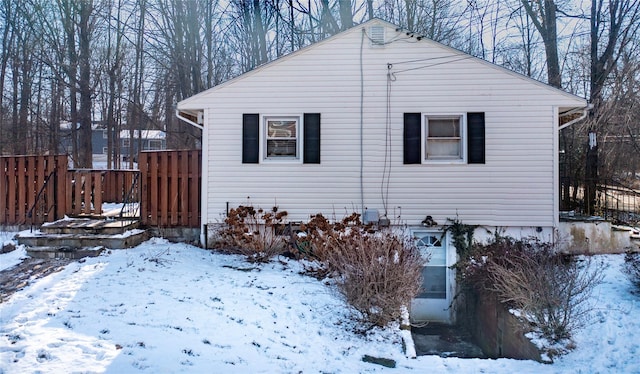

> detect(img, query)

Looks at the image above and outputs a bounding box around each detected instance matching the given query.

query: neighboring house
[59,123,166,160]
[119,130,166,157]
[177,19,588,324]
[59,121,108,157]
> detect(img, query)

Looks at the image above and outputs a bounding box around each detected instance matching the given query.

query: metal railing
[119,171,141,221]
[26,170,57,231]
[561,177,640,226]
[597,179,640,226]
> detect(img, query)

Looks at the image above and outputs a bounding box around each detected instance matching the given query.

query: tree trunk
[338,0,353,30]
[18,46,31,154]
[77,0,93,168]
[0,0,14,155]
[520,0,562,88]
[62,0,80,164]
[253,0,268,66]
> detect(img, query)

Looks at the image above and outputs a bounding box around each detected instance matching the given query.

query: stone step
[17,229,148,250]
[612,225,633,232]
[26,246,105,260]
[41,218,139,236]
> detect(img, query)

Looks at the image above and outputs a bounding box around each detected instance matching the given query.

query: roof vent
[369,26,385,46]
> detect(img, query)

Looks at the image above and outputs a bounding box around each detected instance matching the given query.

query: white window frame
[262,115,302,162]
[103,130,108,139]
[422,114,466,164]
[122,139,130,148]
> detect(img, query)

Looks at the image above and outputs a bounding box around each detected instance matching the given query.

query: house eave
[176,109,203,131]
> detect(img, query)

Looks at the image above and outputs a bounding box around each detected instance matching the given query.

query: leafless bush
[464,237,604,342]
[623,252,640,290]
[322,226,425,327]
[296,212,363,262]
[214,205,289,263]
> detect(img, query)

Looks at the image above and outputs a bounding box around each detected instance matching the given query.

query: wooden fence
[0,155,68,225]
[139,150,201,227]
[66,170,140,216]
[1,151,200,228]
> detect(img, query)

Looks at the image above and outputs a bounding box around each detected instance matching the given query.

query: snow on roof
[119,130,166,140]
[59,121,105,131]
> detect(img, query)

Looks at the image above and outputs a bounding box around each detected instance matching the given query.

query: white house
[177,19,588,323]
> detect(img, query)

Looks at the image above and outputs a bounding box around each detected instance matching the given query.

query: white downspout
[176,109,204,131]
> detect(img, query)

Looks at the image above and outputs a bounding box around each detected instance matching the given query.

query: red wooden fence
[103,170,139,203]
[139,150,201,227]
[0,155,68,225]
[1,151,200,227]
[66,170,140,216]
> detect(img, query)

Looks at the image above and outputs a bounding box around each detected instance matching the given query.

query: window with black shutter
[404,112,486,164]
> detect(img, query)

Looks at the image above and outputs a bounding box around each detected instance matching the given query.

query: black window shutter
[303,113,321,164]
[467,112,485,164]
[404,113,422,164]
[242,113,259,164]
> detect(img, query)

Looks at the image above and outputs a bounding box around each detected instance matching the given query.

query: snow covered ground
[0,233,639,373]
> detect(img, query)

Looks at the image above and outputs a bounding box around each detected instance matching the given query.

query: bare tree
[377,0,468,48]
[0,0,16,155]
[75,0,94,168]
[520,0,562,88]
[584,0,640,213]
[102,0,126,169]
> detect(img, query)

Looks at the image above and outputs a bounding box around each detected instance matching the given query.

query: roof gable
[178,18,585,109]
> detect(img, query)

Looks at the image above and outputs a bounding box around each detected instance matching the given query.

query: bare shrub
[215,205,289,263]
[295,212,425,327]
[462,237,603,343]
[322,226,425,327]
[295,212,363,262]
[623,252,640,290]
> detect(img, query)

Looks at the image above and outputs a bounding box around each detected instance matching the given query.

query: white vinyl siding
[180,21,586,229]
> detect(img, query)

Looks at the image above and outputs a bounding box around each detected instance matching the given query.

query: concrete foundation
[458,290,544,362]
[147,227,201,246]
[557,220,636,254]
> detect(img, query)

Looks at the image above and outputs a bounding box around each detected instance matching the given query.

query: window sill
[423,159,465,165]
[262,158,302,164]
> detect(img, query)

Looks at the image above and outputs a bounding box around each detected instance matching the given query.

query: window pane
[418,266,446,299]
[416,235,441,248]
[265,117,299,159]
[267,139,296,156]
[427,140,460,158]
[423,244,446,266]
[149,140,162,150]
[428,118,460,137]
[267,120,296,138]
[426,116,462,160]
